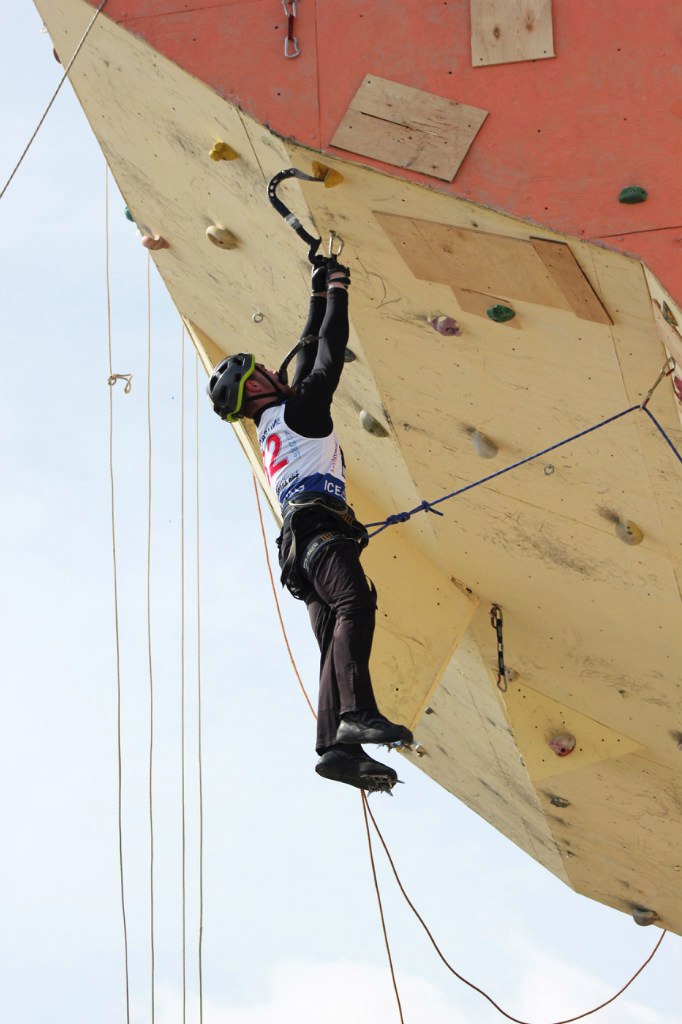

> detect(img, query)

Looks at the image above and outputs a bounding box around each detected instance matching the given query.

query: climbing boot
[315,746,399,793]
[335,710,413,747]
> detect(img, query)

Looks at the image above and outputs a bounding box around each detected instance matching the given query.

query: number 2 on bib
[264,432,288,481]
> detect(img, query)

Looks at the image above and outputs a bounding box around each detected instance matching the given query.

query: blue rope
[642,407,682,465]
[365,403,682,538]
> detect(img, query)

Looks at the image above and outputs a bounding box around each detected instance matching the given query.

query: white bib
[257,404,346,508]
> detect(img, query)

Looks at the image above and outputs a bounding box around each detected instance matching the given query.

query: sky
[0,5,680,1024]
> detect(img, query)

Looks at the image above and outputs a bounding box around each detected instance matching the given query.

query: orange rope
[252,476,316,719]
[362,800,667,1024]
[251,476,405,1020]
[251,473,667,1022]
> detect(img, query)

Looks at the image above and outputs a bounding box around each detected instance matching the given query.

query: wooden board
[376,211,573,310]
[331,75,487,181]
[531,238,613,325]
[470,0,555,67]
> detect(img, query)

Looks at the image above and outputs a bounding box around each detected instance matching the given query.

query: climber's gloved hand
[310,256,330,294]
[327,260,351,290]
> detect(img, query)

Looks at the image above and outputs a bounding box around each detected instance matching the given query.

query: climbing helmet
[207,352,256,422]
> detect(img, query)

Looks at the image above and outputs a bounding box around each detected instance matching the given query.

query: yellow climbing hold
[209,141,239,162]
[311,161,344,188]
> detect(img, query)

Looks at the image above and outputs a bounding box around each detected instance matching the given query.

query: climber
[207,258,413,793]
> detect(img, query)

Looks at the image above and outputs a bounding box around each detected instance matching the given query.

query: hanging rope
[253,476,669,1022]
[361,793,405,1024]
[1,0,108,201]
[252,477,316,718]
[195,354,205,1024]
[180,327,187,1024]
[105,165,131,1024]
[252,478,404,1020]
[363,800,667,1024]
[146,252,157,1024]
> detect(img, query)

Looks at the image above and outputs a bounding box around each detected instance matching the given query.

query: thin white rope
[146,253,156,1024]
[180,326,187,1024]
[196,352,205,1024]
[1,0,108,201]
[105,164,131,1024]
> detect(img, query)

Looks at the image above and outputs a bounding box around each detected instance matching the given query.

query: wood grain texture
[470,0,555,67]
[331,75,487,181]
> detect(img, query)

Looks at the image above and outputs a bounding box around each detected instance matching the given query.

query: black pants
[303,540,379,754]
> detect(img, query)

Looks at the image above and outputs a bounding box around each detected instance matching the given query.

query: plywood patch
[331,75,487,181]
[376,212,613,324]
[503,682,643,782]
[453,286,516,325]
[531,238,612,324]
[470,0,555,67]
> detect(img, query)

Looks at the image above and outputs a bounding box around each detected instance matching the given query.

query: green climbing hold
[124,206,135,222]
[486,305,516,323]
[618,186,648,204]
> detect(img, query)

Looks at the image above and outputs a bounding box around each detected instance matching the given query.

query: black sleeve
[285,289,349,438]
[291,295,326,390]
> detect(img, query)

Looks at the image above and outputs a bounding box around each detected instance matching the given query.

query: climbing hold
[615,519,644,546]
[632,907,658,926]
[424,706,434,715]
[469,429,498,459]
[412,744,426,757]
[359,410,389,437]
[209,141,239,162]
[53,48,61,64]
[252,311,265,323]
[618,186,648,204]
[141,234,169,250]
[206,225,238,249]
[124,206,135,222]
[343,348,357,363]
[486,304,516,323]
[428,315,462,336]
[311,161,344,188]
[549,795,571,808]
[549,734,576,757]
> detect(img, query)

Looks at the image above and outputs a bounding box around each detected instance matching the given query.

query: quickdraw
[490,604,508,692]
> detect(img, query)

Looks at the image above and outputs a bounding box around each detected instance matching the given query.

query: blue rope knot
[420,500,444,517]
[385,511,412,526]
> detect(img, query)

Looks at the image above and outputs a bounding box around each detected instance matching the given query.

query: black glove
[326,260,351,289]
[310,256,329,293]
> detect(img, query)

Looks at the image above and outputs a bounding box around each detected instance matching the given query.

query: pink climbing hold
[428,315,462,337]
[141,235,169,251]
[549,734,576,757]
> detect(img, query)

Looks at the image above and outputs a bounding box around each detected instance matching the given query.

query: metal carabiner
[328,230,344,258]
[282,0,300,58]
[284,34,300,58]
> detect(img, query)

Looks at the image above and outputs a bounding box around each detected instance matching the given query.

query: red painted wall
[90,0,682,300]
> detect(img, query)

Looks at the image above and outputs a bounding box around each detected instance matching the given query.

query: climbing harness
[490,605,508,692]
[282,0,300,58]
